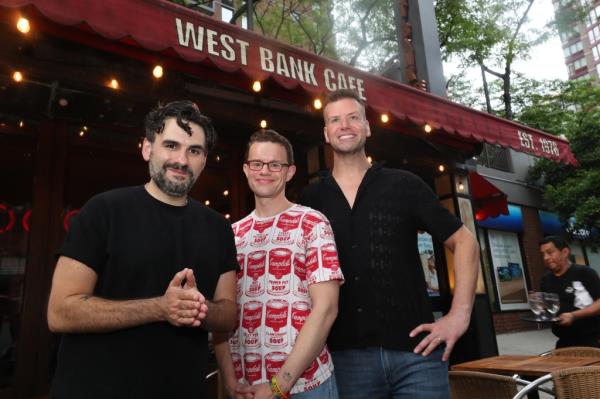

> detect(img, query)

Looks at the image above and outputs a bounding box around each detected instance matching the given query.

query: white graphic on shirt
[572,281,594,309]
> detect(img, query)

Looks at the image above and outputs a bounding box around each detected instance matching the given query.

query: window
[563,41,583,58]
[221,4,233,23]
[477,144,512,172]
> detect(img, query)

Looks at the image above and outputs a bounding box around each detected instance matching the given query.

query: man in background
[540,235,600,348]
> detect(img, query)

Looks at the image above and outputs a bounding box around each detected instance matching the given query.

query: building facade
[554,0,600,82]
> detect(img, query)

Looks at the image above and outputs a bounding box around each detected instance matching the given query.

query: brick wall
[492,311,540,333]
[521,206,546,291]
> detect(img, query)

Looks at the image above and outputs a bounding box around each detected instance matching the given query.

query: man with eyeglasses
[215,129,344,399]
[299,89,480,398]
[47,101,238,399]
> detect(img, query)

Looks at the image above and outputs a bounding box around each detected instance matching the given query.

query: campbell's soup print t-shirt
[230,204,344,394]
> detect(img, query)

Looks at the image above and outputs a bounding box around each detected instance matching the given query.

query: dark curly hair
[144,100,217,153]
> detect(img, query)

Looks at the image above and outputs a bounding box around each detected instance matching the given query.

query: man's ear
[285,164,297,182]
[142,138,152,161]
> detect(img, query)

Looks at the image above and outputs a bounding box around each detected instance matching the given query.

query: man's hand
[410,311,470,361]
[237,382,273,399]
[224,377,254,399]
[160,268,206,327]
[558,312,575,326]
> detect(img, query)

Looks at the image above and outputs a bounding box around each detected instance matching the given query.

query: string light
[16,17,30,34]
[223,190,229,197]
[152,65,164,79]
[380,113,389,123]
[215,155,221,162]
[458,182,465,191]
[19,121,24,128]
[79,130,85,137]
[204,200,210,206]
[260,120,268,129]
[438,164,445,173]
[225,214,231,219]
[12,71,23,83]
[313,99,322,110]
[424,124,432,133]
[367,156,373,164]
[108,78,119,90]
[252,81,262,92]
[58,98,68,107]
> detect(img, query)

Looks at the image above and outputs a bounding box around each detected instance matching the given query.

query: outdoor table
[451,354,600,398]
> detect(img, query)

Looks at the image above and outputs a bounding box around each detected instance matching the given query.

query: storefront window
[418,232,439,296]
[487,229,529,311]
[0,132,35,387]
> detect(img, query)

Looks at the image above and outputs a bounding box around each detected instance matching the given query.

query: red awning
[470,172,509,221]
[0,0,578,165]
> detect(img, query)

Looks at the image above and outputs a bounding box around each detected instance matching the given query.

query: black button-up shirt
[299,164,462,351]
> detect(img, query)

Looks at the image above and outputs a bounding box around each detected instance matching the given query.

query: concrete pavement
[496,327,556,355]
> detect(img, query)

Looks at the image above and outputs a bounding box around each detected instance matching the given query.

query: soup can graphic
[229,304,242,350]
[242,300,263,348]
[231,352,243,380]
[319,221,334,241]
[265,352,287,380]
[246,250,267,297]
[243,352,262,384]
[290,301,310,345]
[267,248,292,296]
[292,253,308,297]
[235,218,253,248]
[318,347,329,365]
[305,247,319,278]
[301,359,319,380]
[236,253,245,299]
[265,299,289,348]
[320,243,340,272]
[272,210,303,245]
[251,217,275,247]
[296,212,322,247]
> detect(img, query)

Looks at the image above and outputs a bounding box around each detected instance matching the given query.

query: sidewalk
[496,327,556,355]
[496,328,556,398]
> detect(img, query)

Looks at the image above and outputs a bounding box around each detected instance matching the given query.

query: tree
[437,0,553,119]
[518,79,600,245]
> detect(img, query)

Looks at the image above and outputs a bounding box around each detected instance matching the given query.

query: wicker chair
[546,346,600,358]
[513,366,600,399]
[449,371,519,399]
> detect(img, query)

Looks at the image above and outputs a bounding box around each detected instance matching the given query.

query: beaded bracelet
[270,376,290,399]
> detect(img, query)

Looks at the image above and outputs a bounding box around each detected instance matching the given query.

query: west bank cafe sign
[170,15,573,165]
[174,17,368,101]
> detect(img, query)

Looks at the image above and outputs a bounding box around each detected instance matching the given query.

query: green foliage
[518,79,600,244]
[332,0,397,71]
[254,0,337,57]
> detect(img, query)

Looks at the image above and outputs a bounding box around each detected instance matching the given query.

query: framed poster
[488,229,529,310]
[418,232,439,296]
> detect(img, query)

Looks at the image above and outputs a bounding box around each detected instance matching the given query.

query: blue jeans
[293,373,339,399]
[332,347,449,399]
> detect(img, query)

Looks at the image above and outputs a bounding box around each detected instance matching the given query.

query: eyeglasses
[245,160,290,172]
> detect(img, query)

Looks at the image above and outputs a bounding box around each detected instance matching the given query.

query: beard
[148,159,197,197]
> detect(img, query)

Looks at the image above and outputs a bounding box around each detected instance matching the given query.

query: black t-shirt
[299,164,462,352]
[51,186,238,399]
[541,265,600,340]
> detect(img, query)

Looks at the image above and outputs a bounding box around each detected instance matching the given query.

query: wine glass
[543,292,560,320]
[528,291,544,320]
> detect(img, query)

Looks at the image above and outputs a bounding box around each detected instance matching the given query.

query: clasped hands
[161,268,208,327]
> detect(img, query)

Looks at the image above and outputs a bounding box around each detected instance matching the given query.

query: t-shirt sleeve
[219,219,240,275]
[58,195,109,274]
[581,267,600,300]
[409,174,463,243]
[305,213,344,286]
